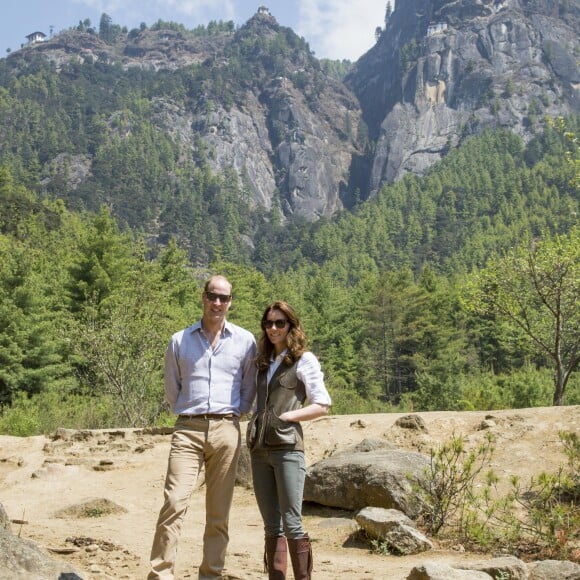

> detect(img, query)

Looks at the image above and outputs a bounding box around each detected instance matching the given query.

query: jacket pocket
[264,412,296,446]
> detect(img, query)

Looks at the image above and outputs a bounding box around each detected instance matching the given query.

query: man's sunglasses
[262,319,288,329]
[205,291,232,303]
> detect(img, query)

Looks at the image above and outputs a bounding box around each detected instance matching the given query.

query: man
[149,275,257,579]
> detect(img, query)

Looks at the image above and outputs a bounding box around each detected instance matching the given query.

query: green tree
[66,206,134,313]
[0,165,37,235]
[70,258,178,427]
[361,268,465,404]
[465,227,580,405]
[0,233,74,405]
[99,13,113,43]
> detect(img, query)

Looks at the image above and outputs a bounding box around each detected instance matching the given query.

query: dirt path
[1,406,578,579]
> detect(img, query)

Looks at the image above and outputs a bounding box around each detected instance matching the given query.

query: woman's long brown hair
[256,301,307,371]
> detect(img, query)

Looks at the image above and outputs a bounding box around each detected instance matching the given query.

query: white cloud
[296,0,387,60]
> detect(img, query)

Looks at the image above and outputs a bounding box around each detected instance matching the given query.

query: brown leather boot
[264,535,287,579]
[287,534,313,580]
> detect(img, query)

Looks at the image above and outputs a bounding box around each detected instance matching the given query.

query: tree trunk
[552,364,565,406]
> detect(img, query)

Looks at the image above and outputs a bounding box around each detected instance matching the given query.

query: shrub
[0,388,116,435]
[0,392,41,436]
[415,431,580,560]
[413,432,495,535]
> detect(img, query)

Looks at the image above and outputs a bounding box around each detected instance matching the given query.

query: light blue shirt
[164,320,257,415]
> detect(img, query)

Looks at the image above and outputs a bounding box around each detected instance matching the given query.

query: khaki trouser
[148,416,241,579]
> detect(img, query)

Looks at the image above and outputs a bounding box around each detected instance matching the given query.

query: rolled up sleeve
[297,352,332,406]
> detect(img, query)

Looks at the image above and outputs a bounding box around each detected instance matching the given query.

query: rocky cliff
[347,0,580,195]
[5,2,579,218]
[13,9,361,219]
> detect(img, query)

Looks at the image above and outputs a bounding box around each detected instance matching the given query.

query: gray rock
[0,504,11,533]
[463,556,528,580]
[395,415,427,431]
[236,444,253,489]
[383,524,433,556]
[356,507,433,555]
[528,559,580,580]
[356,506,415,533]
[304,448,430,517]
[0,528,82,580]
[341,438,396,453]
[406,562,492,579]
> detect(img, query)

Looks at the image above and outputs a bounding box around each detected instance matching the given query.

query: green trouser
[250,448,306,538]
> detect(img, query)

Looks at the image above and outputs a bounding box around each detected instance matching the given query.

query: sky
[0,0,390,62]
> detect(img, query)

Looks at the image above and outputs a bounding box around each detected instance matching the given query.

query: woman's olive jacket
[246,359,306,452]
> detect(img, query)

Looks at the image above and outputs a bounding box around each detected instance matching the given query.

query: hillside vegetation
[0,14,578,434]
[0,119,578,434]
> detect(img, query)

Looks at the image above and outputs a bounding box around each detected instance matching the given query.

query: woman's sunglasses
[262,319,288,329]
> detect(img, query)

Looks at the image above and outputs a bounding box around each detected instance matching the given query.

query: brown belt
[179,413,235,420]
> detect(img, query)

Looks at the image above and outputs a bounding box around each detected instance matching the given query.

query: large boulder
[0,502,82,579]
[0,528,81,580]
[236,444,253,488]
[304,447,430,517]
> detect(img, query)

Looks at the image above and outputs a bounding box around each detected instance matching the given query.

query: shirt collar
[190,320,232,336]
[270,348,288,363]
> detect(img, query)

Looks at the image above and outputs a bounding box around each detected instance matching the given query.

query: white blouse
[267,350,332,406]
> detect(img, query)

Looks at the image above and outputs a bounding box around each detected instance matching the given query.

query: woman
[247,301,331,580]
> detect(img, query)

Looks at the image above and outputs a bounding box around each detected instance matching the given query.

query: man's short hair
[204,275,232,294]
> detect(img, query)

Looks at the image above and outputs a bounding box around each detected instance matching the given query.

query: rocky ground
[0,406,578,579]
